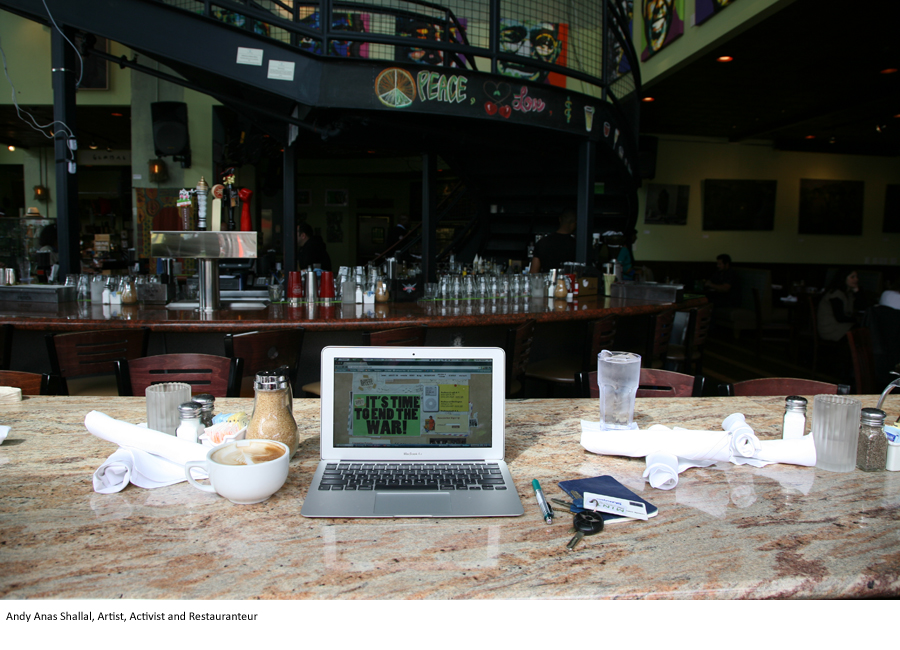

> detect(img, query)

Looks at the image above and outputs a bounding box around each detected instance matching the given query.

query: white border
[319,346,506,461]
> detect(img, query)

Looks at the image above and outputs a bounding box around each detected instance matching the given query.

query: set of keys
[554,490,604,550]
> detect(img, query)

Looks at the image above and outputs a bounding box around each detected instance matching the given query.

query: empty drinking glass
[812,394,862,472]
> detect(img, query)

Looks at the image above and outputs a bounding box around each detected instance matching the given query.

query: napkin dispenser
[137,281,175,305]
[0,284,76,304]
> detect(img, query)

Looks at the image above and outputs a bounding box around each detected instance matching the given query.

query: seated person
[296,223,332,271]
[704,254,740,308]
[817,268,861,342]
[529,209,576,274]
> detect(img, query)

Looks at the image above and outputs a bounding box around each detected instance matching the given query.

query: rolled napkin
[0,424,9,444]
[642,451,714,490]
[85,411,209,493]
[0,386,22,403]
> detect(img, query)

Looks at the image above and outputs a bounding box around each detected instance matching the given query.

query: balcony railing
[158,0,640,132]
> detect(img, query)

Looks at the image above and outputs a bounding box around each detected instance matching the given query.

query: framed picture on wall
[325,189,349,206]
[75,35,109,90]
[644,183,689,225]
[883,184,900,233]
[798,179,864,235]
[702,179,776,231]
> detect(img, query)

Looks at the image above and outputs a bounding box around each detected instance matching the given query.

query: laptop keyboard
[317,462,508,491]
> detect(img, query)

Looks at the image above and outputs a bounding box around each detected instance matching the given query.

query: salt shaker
[782,396,808,439]
[856,408,887,472]
[176,402,205,444]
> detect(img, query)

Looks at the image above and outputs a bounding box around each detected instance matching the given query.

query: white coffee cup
[185,439,289,504]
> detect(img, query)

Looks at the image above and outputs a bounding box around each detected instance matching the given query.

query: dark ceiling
[2,0,899,159]
[639,0,900,157]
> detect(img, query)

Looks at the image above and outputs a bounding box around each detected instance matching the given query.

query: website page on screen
[332,357,493,448]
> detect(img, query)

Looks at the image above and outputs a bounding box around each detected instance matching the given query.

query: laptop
[300,346,525,518]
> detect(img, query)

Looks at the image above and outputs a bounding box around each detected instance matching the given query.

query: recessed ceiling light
[881,68,898,74]
[111,112,123,117]
[805,135,816,140]
[716,56,734,63]
[7,145,15,152]
[642,96,655,102]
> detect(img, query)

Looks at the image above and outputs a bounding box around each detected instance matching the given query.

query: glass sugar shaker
[176,401,205,444]
[782,396,808,439]
[246,370,298,457]
[856,408,887,472]
[193,393,216,428]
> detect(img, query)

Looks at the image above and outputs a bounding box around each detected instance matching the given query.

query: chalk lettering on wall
[483,81,512,118]
[416,70,468,104]
[511,86,546,113]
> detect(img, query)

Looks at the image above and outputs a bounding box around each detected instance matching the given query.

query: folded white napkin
[582,413,817,490]
[85,411,209,493]
[0,425,9,444]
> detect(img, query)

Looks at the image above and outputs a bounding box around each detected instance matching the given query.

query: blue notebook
[558,475,659,524]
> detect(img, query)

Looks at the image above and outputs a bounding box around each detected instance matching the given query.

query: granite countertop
[1,395,898,600]
[0,294,706,332]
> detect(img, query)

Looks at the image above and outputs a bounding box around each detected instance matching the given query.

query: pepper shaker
[192,393,216,428]
[856,408,887,472]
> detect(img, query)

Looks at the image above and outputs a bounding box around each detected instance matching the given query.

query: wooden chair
[524,316,616,395]
[505,319,535,398]
[847,327,879,395]
[0,323,12,370]
[46,328,150,396]
[224,328,304,397]
[577,368,705,398]
[115,353,243,397]
[718,377,850,396]
[303,326,428,397]
[664,303,713,375]
[0,369,58,395]
[644,309,676,368]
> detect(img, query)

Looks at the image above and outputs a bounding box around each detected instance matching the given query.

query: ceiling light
[880,68,898,74]
[716,56,733,63]
[89,142,98,150]
[7,145,14,152]
[111,112,123,117]
[805,135,816,140]
[642,96,655,102]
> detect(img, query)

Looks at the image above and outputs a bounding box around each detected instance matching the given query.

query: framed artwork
[297,189,311,206]
[798,179,864,235]
[640,0,685,62]
[76,35,109,90]
[696,0,737,25]
[883,185,900,233]
[702,179,776,231]
[644,183,689,225]
[325,189,349,206]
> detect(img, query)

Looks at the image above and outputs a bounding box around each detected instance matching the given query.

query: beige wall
[635,137,900,265]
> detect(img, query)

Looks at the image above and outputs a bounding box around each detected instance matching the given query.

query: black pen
[532,479,553,524]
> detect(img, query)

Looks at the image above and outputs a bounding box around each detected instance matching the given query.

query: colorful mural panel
[299,12,370,58]
[395,17,468,68]
[640,0,684,62]
[608,1,634,79]
[696,0,737,26]
[498,19,568,87]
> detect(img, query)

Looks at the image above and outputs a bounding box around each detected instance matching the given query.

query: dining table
[1,394,898,600]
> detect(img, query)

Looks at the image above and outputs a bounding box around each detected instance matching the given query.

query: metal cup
[3,268,16,286]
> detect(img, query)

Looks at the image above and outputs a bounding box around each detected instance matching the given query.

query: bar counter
[0,294,706,332]
[2,395,898,600]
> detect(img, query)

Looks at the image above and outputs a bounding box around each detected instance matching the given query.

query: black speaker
[638,135,658,180]
[151,101,191,165]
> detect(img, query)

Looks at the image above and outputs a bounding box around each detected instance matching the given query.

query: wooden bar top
[1,395,898,600]
[0,294,706,333]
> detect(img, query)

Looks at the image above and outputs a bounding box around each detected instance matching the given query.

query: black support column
[282,137,296,272]
[421,152,437,283]
[575,139,596,266]
[51,25,80,281]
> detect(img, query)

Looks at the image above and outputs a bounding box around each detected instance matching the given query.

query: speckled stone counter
[2,395,898,599]
[0,294,706,332]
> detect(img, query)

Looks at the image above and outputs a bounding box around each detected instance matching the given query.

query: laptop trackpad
[374,492,452,516]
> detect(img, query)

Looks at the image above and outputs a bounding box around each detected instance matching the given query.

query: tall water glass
[811,394,861,472]
[146,382,192,435]
[90,275,106,302]
[597,350,641,430]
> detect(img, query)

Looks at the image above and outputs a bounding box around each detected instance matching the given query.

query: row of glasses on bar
[434,273,540,300]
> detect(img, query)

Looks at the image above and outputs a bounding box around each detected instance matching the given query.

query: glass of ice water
[597,350,641,430]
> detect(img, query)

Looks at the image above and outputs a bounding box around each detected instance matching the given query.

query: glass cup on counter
[598,350,641,430]
[146,382,192,436]
[811,394,862,472]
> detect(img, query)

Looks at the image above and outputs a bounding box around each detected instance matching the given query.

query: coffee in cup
[185,439,289,504]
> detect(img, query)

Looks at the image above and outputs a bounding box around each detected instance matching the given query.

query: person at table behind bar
[529,209,576,273]
[704,253,740,308]
[296,223,332,271]
[818,267,861,342]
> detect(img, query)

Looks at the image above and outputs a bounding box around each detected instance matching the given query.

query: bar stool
[524,316,616,396]
[505,319,535,398]
[45,327,150,396]
[578,368,705,398]
[664,303,713,375]
[0,324,13,370]
[302,326,428,397]
[0,370,59,396]
[224,328,305,397]
[115,353,243,397]
[718,377,849,396]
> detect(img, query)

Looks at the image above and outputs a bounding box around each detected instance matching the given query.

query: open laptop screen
[331,356,493,448]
